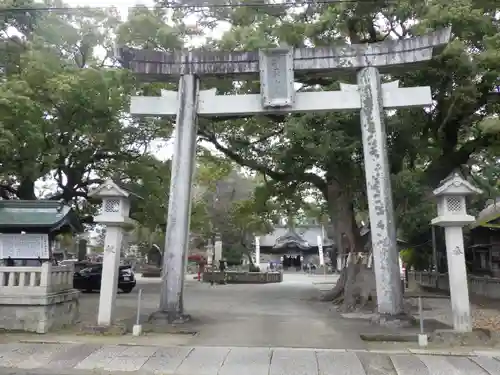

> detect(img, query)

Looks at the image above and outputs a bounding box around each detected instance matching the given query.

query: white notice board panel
[0,234,50,259]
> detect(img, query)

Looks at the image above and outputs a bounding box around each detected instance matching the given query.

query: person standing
[198,257,206,282]
[219,258,227,284]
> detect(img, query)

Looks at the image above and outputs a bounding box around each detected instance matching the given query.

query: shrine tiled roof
[472,200,500,229]
[274,229,310,250]
[259,225,335,249]
[0,200,83,233]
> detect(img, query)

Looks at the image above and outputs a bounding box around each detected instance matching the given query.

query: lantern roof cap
[89,178,142,199]
[433,171,482,197]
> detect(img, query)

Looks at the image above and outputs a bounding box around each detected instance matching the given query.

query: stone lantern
[89,178,137,326]
[431,172,482,332]
[92,180,134,227]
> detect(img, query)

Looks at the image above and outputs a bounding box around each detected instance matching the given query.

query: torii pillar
[120,28,451,319]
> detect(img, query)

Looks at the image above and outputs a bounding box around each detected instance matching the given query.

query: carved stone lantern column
[431,172,482,332]
[90,179,135,326]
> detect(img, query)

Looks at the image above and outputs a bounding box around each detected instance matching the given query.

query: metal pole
[418,296,424,334]
[211,252,215,286]
[159,73,199,322]
[431,225,438,272]
[136,289,143,326]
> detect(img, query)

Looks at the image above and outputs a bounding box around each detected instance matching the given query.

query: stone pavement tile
[74,344,129,370]
[0,343,38,367]
[120,346,159,358]
[418,355,462,375]
[100,346,159,372]
[0,343,27,356]
[0,343,60,368]
[269,348,318,375]
[471,356,500,375]
[218,347,271,375]
[175,347,230,375]
[88,344,130,359]
[15,344,64,369]
[390,354,430,375]
[43,344,102,370]
[357,352,397,375]
[140,347,192,374]
[103,356,151,372]
[446,356,490,375]
[316,350,366,375]
[0,343,39,356]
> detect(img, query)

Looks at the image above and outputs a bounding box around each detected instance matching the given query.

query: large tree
[0,1,163,199]
[0,0,175,232]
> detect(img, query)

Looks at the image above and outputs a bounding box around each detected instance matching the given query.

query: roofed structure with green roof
[467,199,500,276]
[0,200,84,235]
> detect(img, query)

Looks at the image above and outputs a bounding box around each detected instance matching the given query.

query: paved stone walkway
[1,343,500,374]
[75,273,367,349]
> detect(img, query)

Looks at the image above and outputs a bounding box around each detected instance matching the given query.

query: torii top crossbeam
[116,28,451,80]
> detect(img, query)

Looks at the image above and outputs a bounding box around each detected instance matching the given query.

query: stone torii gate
[118,28,451,322]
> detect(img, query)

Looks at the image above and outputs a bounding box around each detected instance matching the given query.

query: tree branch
[198,128,327,194]
[425,135,498,186]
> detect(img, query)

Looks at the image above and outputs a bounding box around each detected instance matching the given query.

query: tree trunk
[321,181,377,312]
[321,252,377,312]
[17,178,36,200]
[325,181,365,264]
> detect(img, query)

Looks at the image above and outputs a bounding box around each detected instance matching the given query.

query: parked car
[59,259,78,267]
[73,264,136,293]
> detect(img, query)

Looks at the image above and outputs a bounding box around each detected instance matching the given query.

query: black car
[73,264,136,293]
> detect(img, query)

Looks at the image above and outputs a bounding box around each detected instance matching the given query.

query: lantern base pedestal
[418,333,428,347]
[145,311,198,335]
[148,310,192,325]
[132,324,143,336]
[370,313,415,329]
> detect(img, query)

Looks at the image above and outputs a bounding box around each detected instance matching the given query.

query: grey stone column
[357,67,403,315]
[158,74,199,322]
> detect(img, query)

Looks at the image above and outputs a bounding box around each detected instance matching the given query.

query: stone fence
[0,263,79,333]
[409,271,500,300]
[0,263,74,296]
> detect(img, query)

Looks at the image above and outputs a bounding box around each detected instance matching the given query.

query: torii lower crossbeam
[131,81,430,117]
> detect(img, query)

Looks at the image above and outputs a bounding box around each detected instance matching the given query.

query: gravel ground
[406,292,500,332]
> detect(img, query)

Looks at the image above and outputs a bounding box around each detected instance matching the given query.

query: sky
[67,0,149,18]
